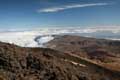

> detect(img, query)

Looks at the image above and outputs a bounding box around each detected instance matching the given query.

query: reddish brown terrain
[0,35,120,80]
[45,35,120,72]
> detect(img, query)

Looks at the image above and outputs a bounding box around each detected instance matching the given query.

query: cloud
[38,3,110,13]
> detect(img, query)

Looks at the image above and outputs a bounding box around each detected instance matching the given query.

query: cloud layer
[38,3,110,13]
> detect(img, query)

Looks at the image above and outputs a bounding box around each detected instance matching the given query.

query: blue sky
[0,0,120,29]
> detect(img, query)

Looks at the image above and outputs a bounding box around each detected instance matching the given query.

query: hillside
[45,35,120,71]
[0,42,120,80]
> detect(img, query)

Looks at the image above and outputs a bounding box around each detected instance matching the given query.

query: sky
[0,0,120,30]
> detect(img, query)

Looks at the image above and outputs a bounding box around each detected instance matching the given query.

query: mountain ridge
[0,35,120,80]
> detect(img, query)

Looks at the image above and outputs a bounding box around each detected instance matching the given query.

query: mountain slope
[45,35,120,71]
[0,42,120,80]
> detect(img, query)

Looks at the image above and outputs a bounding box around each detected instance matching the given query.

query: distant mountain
[0,41,120,80]
[45,35,120,72]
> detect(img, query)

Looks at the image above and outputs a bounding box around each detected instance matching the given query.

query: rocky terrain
[45,35,120,71]
[0,35,120,80]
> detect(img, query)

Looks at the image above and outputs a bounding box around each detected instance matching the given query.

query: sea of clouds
[0,27,120,47]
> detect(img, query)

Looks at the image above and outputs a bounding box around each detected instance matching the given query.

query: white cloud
[38,3,110,13]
